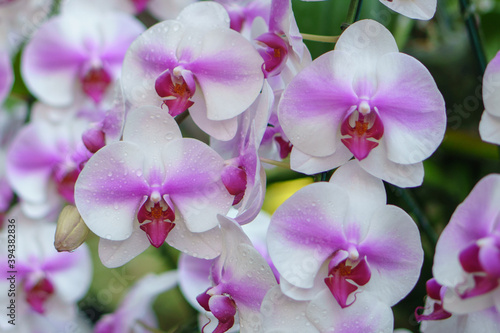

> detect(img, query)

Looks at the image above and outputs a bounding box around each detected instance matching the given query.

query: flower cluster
[1,0,499,332]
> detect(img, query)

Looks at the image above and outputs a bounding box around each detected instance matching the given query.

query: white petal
[98,220,152,268]
[479,111,500,145]
[359,144,424,188]
[380,0,437,20]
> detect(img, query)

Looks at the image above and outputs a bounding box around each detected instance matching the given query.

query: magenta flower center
[415,278,452,322]
[255,32,289,78]
[197,288,237,333]
[221,163,247,205]
[137,198,176,248]
[340,102,384,160]
[324,257,371,308]
[155,69,195,117]
[81,66,112,104]
[24,277,55,314]
[457,238,500,299]
[131,0,148,13]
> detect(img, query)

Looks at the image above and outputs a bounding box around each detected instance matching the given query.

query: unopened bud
[82,128,106,153]
[54,205,90,252]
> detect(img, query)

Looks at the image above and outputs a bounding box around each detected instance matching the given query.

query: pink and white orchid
[479,51,500,145]
[254,0,306,79]
[0,207,92,331]
[211,82,273,224]
[6,104,92,218]
[21,2,145,107]
[266,160,423,331]
[215,0,271,38]
[278,19,446,187]
[121,1,264,141]
[195,215,277,333]
[420,174,500,331]
[179,210,277,332]
[74,106,233,267]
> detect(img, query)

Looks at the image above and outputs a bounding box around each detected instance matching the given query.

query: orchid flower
[121,1,264,141]
[422,174,500,331]
[266,160,423,331]
[0,207,92,331]
[479,51,500,145]
[415,278,499,333]
[196,215,277,333]
[95,271,178,333]
[278,19,446,187]
[179,210,277,332]
[6,103,92,218]
[211,82,273,224]
[21,2,145,107]
[74,106,233,267]
[253,0,309,80]
[215,0,271,38]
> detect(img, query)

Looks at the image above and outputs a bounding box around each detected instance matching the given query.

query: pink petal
[279,51,358,157]
[358,205,423,306]
[74,142,150,240]
[267,182,349,289]
[434,175,500,287]
[160,139,232,233]
[372,52,445,165]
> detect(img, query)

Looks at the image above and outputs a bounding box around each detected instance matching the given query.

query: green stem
[160,244,178,270]
[459,0,487,74]
[301,33,339,43]
[175,110,190,125]
[342,0,363,29]
[400,188,438,247]
[259,157,291,169]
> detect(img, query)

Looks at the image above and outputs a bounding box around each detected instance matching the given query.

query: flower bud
[82,127,106,153]
[54,205,90,252]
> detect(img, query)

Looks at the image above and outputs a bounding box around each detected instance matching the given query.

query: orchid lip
[324,255,371,308]
[197,288,237,333]
[221,162,247,206]
[137,198,176,248]
[24,276,55,314]
[456,237,500,298]
[340,105,384,160]
[155,69,196,117]
[255,32,289,78]
[80,65,112,104]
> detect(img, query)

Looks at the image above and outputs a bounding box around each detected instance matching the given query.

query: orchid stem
[301,33,339,43]
[159,244,178,270]
[342,0,363,29]
[259,157,290,169]
[459,0,487,75]
[175,110,190,125]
